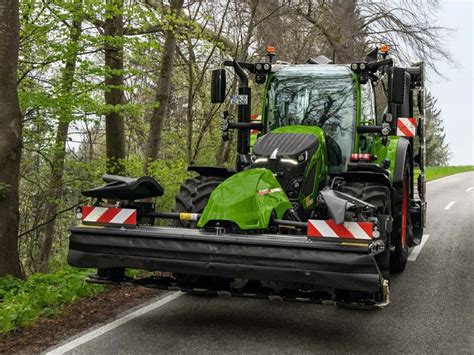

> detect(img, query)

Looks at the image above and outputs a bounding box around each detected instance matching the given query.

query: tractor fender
[188,165,236,179]
[393,138,411,184]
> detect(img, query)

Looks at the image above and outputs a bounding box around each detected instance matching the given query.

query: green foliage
[424,92,450,166]
[123,156,192,214]
[0,267,105,334]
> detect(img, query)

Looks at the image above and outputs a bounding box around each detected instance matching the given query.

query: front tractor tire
[339,182,391,278]
[173,175,226,291]
[174,175,225,228]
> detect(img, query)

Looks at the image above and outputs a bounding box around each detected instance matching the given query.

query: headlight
[254,157,269,164]
[280,158,298,165]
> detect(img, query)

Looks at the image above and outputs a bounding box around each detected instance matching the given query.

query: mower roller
[68,46,426,308]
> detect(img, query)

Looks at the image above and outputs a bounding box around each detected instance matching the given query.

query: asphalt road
[52,172,474,354]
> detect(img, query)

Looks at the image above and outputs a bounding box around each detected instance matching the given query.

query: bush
[0,267,105,334]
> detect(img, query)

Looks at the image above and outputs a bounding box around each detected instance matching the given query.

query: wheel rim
[401,178,409,247]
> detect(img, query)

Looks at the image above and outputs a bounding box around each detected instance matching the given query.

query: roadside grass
[0,267,105,334]
[425,165,474,181]
[415,165,474,182]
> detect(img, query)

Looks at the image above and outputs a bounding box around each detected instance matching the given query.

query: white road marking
[425,172,473,185]
[46,292,183,355]
[403,171,472,189]
[466,187,473,192]
[444,201,456,210]
[426,175,457,185]
[408,234,431,261]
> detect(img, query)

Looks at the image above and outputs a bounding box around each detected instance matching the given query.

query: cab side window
[361,82,377,124]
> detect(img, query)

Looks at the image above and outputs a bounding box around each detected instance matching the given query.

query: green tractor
[68,47,426,308]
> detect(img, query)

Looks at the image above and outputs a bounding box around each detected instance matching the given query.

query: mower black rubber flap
[82,175,164,200]
[68,226,382,292]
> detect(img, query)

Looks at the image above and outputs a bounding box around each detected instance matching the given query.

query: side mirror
[211,69,226,103]
[387,67,405,104]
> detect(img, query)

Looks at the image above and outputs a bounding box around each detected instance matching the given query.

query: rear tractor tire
[390,163,413,273]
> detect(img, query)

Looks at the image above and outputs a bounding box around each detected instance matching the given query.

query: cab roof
[272,64,352,79]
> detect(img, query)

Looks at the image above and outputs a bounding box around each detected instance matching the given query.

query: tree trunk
[38,8,82,273]
[185,41,195,165]
[145,0,184,172]
[327,0,359,63]
[104,0,126,174]
[0,0,23,278]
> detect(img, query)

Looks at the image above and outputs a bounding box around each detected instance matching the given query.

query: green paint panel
[370,136,399,181]
[197,168,292,230]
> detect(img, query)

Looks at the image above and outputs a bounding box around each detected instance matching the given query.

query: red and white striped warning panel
[397,117,417,137]
[307,220,373,240]
[81,206,137,227]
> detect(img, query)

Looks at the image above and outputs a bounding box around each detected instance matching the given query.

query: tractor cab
[263,64,357,174]
[247,64,359,215]
[213,49,425,225]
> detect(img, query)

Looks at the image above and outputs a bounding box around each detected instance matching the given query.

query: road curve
[50,172,474,354]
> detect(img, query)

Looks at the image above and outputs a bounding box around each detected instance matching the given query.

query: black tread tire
[339,182,391,278]
[173,175,225,228]
[390,163,412,273]
[339,182,391,215]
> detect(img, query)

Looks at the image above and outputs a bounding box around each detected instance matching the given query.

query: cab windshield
[266,65,356,173]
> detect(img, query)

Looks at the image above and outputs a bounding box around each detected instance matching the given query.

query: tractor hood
[252,132,318,159]
[197,169,292,230]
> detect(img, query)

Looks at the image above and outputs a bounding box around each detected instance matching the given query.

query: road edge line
[45,291,183,355]
[426,171,473,185]
[408,234,430,261]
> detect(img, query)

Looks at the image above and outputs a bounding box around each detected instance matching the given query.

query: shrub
[0,267,104,334]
